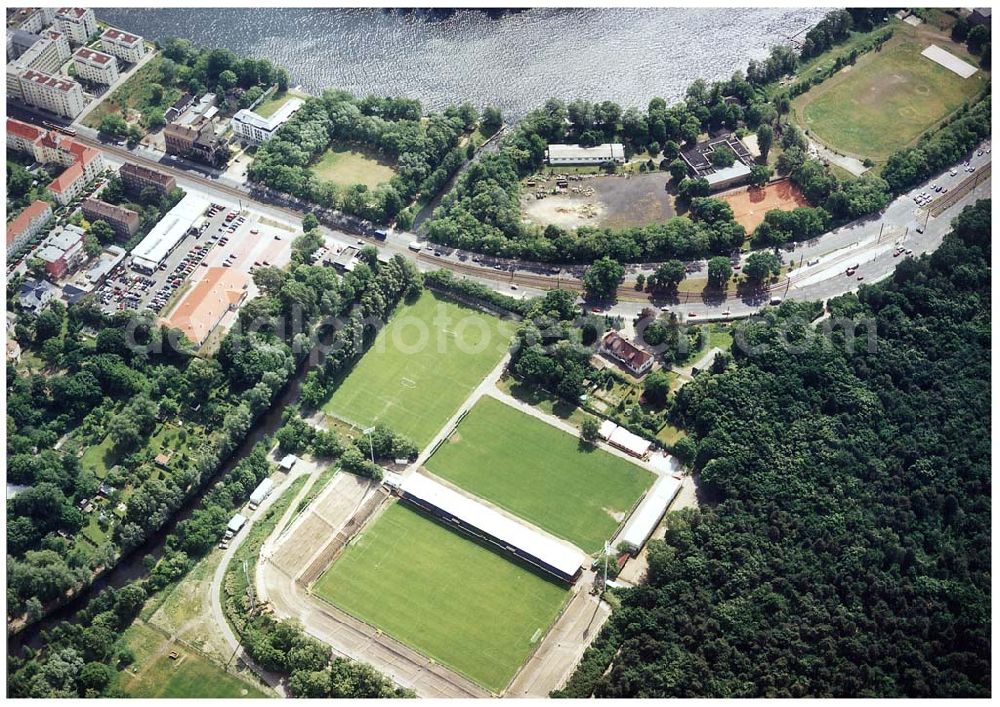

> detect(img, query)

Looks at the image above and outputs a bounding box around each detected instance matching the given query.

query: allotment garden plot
[322,291,515,447]
[793,29,988,163]
[313,502,568,693]
[425,396,654,552]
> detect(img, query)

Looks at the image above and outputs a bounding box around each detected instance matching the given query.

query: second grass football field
[322,291,515,447]
[426,396,654,552]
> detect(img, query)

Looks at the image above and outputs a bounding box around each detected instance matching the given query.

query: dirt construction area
[521,172,675,230]
[719,179,810,232]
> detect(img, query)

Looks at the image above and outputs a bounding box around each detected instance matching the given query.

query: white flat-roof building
[16,69,86,119]
[616,466,683,554]
[546,143,625,165]
[597,419,653,459]
[130,194,209,272]
[55,7,98,46]
[399,473,589,582]
[100,27,146,64]
[704,162,752,191]
[231,97,304,145]
[72,47,119,85]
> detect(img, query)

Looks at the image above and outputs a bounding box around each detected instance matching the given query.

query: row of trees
[249,90,475,223]
[560,200,991,697]
[881,97,991,194]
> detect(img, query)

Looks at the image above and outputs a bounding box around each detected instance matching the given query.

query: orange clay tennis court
[719,179,810,232]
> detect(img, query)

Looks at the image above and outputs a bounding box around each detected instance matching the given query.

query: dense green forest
[559,200,991,697]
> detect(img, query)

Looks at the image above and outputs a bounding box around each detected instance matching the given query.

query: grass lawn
[252,89,307,119]
[80,434,116,478]
[322,290,514,448]
[793,29,988,162]
[313,502,568,692]
[118,622,268,698]
[425,396,654,552]
[497,377,591,429]
[310,142,397,188]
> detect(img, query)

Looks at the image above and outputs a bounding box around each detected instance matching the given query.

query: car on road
[950,168,958,176]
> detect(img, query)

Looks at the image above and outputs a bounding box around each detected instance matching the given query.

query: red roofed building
[600,330,654,376]
[100,27,146,64]
[6,200,53,257]
[6,118,106,205]
[164,267,249,346]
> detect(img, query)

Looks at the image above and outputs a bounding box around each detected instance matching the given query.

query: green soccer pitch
[322,290,515,448]
[313,502,569,692]
[426,396,654,552]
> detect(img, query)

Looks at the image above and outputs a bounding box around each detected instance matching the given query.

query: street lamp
[362,426,376,465]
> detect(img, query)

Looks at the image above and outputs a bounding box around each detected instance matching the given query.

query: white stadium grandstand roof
[616,465,683,552]
[400,473,588,579]
[130,194,208,271]
[546,142,625,162]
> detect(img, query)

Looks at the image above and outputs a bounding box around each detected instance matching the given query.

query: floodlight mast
[362,426,376,464]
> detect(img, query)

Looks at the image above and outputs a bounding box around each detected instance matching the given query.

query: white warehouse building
[130,194,210,273]
[230,97,304,146]
[546,143,625,165]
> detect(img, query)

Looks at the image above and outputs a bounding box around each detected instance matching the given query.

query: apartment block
[72,46,119,85]
[119,162,176,197]
[100,27,145,64]
[17,69,86,119]
[81,198,140,239]
[54,7,97,46]
[6,200,53,257]
[6,118,106,204]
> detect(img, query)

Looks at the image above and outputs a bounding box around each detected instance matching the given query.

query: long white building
[131,194,210,273]
[546,143,625,165]
[396,472,589,582]
[100,27,146,64]
[230,97,304,145]
[615,463,683,555]
[72,47,120,85]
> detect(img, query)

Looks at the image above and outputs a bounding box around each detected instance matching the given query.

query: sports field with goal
[322,291,515,447]
[425,396,654,552]
[313,502,568,693]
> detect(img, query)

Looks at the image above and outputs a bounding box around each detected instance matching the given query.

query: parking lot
[94,201,242,315]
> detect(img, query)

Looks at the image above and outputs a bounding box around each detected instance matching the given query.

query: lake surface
[97,7,828,117]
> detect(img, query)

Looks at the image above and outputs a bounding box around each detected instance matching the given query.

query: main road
[17,106,991,321]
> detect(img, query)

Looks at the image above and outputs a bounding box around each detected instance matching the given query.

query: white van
[408,241,423,252]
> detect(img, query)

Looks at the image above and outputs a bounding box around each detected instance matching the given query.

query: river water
[97,7,827,117]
